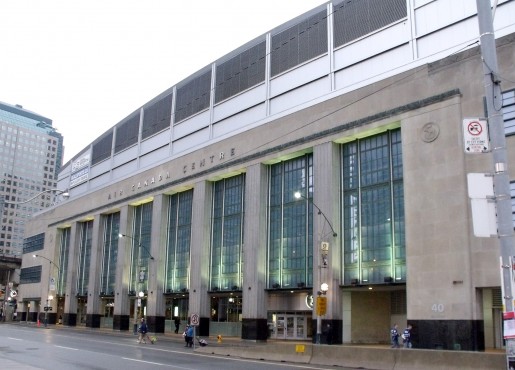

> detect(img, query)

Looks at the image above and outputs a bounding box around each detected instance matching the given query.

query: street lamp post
[294,191,337,344]
[32,254,61,328]
[118,234,154,260]
[316,283,329,344]
[0,189,69,209]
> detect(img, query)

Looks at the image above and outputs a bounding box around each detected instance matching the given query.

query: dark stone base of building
[63,313,76,326]
[39,312,57,325]
[28,312,39,322]
[146,315,165,333]
[86,314,101,328]
[410,319,485,351]
[113,314,130,331]
[242,318,268,341]
[311,319,342,345]
[198,317,210,337]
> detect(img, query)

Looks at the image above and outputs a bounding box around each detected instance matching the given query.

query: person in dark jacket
[185,325,194,347]
[138,318,154,344]
[390,323,400,348]
[174,316,180,334]
[402,324,412,348]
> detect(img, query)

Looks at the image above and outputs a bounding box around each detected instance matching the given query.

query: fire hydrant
[217,335,222,343]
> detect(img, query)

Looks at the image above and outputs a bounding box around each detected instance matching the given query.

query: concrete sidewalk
[7,322,507,370]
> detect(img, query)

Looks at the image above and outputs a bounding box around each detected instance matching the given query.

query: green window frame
[342,129,405,285]
[76,220,93,296]
[129,202,153,293]
[268,154,313,289]
[100,212,119,296]
[210,175,245,291]
[165,190,193,293]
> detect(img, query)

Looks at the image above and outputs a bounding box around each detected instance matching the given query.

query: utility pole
[476,1,515,366]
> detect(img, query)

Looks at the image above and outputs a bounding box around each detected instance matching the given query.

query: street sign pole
[476,1,515,367]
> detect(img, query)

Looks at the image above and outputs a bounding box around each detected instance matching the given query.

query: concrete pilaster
[86,214,103,328]
[113,205,131,330]
[146,194,167,333]
[189,180,212,336]
[242,163,268,340]
[313,142,342,343]
[63,222,79,326]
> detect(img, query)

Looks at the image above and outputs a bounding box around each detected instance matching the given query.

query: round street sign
[190,313,199,326]
[10,290,17,298]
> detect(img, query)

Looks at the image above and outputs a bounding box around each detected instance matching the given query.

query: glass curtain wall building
[0,102,63,256]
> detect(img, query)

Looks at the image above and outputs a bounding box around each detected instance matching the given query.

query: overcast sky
[0,0,328,163]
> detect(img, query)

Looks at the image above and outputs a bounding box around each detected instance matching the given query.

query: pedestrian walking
[184,324,194,347]
[402,324,412,348]
[390,323,400,348]
[174,316,180,334]
[138,318,154,344]
[323,323,333,345]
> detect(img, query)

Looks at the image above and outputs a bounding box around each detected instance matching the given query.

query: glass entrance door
[271,314,308,340]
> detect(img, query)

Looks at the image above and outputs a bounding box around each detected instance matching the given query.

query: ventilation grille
[391,290,406,315]
[492,288,503,308]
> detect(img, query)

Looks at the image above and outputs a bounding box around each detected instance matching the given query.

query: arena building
[18,0,515,350]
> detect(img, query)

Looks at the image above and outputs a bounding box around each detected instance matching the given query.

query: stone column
[189,180,212,337]
[313,142,342,344]
[113,205,131,330]
[29,300,38,323]
[146,194,167,333]
[242,163,268,341]
[86,214,103,328]
[63,222,79,326]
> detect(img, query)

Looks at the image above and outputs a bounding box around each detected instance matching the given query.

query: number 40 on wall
[431,303,445,313]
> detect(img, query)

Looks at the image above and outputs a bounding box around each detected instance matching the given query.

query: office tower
[0,102,63,256]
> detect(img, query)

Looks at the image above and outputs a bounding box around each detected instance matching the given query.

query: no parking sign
[190,313,199,326]
[463,118,489,153]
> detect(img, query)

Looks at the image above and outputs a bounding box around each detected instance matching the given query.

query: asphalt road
[0,324,345,370]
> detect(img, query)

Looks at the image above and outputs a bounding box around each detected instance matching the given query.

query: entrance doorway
[269,312,311,340]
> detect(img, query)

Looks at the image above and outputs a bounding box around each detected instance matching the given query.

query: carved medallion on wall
[421,122,440,143]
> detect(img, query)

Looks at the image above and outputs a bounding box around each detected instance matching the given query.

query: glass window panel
[165,190,193,293]
[504,89,515,136]
[210,175,244,291]
[76,220,93,295]
[268,154,313,289]
[129,202,153,293]
[57,228,71,296]
[100,212,119,295]
[342,129,404,285]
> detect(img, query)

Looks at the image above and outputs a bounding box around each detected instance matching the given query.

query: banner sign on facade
[70,152,91,187]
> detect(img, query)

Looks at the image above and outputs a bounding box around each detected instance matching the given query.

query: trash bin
[133,323,138,335]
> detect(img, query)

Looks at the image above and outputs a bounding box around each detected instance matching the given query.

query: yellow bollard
[217,335,222,343]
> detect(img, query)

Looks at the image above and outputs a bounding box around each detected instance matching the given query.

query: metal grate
[91,131,113,165]
[142,93,173,139]
[115,113,140,153]
[492,288,503,308]
[391,290,407,315]
[270,10,328,77]
[175,70,211,123]
[215,41,266,103]
[333,0,407,48]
